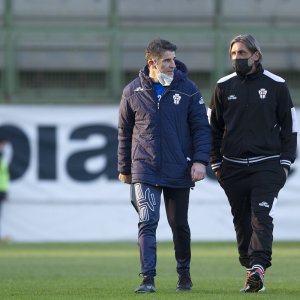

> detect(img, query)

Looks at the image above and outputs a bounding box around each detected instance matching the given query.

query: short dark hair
[229,34,263,64]
[145,39,177,65]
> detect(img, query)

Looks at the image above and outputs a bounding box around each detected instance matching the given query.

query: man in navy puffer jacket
[118,39,211,293]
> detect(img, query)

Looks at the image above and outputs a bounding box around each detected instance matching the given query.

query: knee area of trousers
[138,222,158,233]
[251,212,274,223]
[169,221,189,232]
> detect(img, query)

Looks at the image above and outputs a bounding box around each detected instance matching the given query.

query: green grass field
[0,241,299,299]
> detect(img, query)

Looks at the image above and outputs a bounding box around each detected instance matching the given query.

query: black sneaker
[245,266,265,293]
[175,273,193,292]
[134,274,156,293]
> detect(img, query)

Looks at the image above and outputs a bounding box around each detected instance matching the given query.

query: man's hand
[283,167,288,179]
[191,162,206,182]
[118,173,132,184]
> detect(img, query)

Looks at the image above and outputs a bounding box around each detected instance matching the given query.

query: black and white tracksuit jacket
[208,64,297,171]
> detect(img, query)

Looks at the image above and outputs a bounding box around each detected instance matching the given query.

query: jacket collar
[236,63,264,81]
[139,59,188,89]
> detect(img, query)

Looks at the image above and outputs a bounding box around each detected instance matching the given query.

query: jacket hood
[139,59,188,88]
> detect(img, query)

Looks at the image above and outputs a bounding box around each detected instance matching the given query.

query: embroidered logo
[259,201,270,208]
[199,97,204,105]
[173,93,181,105]
[228,95,237,100]
[258,88,267,99]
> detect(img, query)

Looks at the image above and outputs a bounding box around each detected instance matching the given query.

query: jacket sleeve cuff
[210,161,222,171]
[194,160,208,166]
[118,165,131,175]
[280,159,291,171]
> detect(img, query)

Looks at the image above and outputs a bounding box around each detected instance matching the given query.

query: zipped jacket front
[118,60,211,188]
[208,64,297,171]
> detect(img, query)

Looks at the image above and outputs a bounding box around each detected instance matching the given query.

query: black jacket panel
[209,64,297,171]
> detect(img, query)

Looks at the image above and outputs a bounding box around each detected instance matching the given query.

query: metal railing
[0,0,300,104]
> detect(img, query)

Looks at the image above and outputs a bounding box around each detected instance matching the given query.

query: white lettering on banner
[1,124,118,181]
[0,105,299,203]
[0,105,299,242]
[0,105,120,202]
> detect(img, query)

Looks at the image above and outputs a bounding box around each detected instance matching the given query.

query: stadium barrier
[0,105,299,242]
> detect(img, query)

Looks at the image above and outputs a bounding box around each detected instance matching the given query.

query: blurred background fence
[0,0,299,105]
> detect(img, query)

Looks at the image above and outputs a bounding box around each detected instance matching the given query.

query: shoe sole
[245,273,264,293]
[134,287,156,293]
[240,286,265,292]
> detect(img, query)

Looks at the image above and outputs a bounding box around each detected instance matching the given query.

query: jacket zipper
[156,94,161,185]
[243,76,250,165]
[156,86,171,185]
[146,81,161,185]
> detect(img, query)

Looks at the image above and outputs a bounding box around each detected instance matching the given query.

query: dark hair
[229,34,263,65]
[145,39,177,65]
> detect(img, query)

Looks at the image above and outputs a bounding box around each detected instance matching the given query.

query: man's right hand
[118,173,132,184]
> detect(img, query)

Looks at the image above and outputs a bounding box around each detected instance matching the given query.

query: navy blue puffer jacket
[118,60,211,188]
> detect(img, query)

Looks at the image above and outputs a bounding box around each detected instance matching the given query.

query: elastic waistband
[223,155,280,164]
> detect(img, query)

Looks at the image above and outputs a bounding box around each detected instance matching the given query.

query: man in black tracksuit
[208,34,297,293]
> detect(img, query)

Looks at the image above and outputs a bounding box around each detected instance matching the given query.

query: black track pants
[217,159,286,270]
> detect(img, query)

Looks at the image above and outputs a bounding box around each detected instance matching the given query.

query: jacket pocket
[182,149,193,172]
[216,164,222,180]
[186,156,193,173]
[279,163,287,183]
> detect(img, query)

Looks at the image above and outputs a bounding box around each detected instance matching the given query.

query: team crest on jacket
[258,88,267,99]
[173,94,181,105]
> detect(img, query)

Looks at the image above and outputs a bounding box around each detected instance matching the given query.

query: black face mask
[232,54,254,75]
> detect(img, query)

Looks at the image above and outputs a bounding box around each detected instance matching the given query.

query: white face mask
[154,62,173,86]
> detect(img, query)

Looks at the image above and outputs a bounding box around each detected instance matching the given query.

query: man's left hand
[191,162,206,182]
[118,173,132,184]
